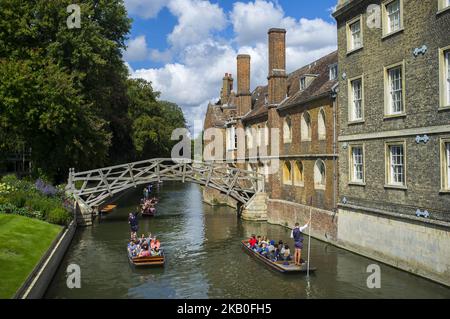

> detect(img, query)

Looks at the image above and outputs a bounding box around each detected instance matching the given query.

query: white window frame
[346,15,363,53]
[438,0,450,13]
[385,141,407,188]
[439,46,450,109]
[382,0,404,38]
[348,75,364,122]
[349,145,365,185]
[384,61,406,117]
[329,64,338,81]
[300,77,307,91]
[440,138,450,192]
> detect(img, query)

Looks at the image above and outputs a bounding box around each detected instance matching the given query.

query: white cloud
[127,0,337,126]
[124,0,169,19]
[231,0,285,46]
[124,35,150,62]
[167,0,228,49]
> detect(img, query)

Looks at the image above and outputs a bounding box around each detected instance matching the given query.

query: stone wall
[202,187,237,209]
[267,199,338,243]
[337,208,450,287]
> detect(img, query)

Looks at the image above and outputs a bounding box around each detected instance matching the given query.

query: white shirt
[290,224,308,238]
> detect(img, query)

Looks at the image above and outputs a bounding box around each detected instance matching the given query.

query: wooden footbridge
[66,159,265,224]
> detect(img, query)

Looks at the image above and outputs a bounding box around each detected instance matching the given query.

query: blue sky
[123,0,338,126]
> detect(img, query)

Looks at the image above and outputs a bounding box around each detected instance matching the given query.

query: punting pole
[307,197,312,277]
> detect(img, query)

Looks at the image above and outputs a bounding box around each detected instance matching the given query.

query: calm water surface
[45,182,450,299]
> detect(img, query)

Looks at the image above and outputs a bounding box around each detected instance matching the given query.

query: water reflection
[45,182,450,299]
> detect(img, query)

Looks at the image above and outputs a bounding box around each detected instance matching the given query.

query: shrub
[7,191,28,208]
[0,203,44,220]
[1,174,18,185]
[46,207,71,225]
[25,196,60,217]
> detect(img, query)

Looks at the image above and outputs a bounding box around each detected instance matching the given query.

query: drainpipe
[331,84,338,215]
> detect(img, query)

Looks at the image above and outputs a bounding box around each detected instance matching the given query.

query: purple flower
[35,179,57,196]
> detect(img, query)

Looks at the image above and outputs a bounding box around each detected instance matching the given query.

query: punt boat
[241,240,316,274]
[128,250,165,267]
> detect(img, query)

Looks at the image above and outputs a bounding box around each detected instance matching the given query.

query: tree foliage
[0,0,186,182]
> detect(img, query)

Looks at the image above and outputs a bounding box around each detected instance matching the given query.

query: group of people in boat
[246,219,310,266]
[140,197,158,215]
[247,236,293,262]
[128,233,162,258]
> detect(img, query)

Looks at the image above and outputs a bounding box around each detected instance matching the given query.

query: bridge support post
[241,193,268,222]
[75,199,93,227]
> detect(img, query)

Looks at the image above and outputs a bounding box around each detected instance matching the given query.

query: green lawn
[0,214,62,298]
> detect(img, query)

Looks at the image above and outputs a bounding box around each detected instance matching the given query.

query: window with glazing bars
[352,147,364,182]
[387,0,401,33]
[351,79,362,120]
[389,67,403,114]
[350,20,361,49]
[389,145,404,185]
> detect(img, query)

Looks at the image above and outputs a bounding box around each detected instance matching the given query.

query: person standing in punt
[128,208,139,239]
[291,219,311,266]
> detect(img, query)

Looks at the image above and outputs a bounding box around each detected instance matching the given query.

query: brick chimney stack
[221,73,233,104]
[267,28,287,106]
[237,54,251,116]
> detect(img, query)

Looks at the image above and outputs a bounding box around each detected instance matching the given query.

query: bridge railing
[66,158,265,211]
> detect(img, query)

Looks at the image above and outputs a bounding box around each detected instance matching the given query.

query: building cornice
[339,125,450,142]
[332,0,365,20]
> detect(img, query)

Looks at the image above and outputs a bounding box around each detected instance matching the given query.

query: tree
[0,0,131,181]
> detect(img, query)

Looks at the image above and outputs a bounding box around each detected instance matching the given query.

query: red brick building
[203,28,339,243]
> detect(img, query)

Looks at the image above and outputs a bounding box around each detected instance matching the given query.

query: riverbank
[0,214,61,298]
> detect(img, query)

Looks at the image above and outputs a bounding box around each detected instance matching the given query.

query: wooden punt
[128,251,165,267]
[100,204,117,214]
[241,240,317,274]
[141,207,156,217]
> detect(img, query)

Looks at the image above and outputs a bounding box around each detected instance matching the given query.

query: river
[45,182,450,299]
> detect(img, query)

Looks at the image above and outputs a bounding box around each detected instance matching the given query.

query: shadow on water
[45,182,450,299]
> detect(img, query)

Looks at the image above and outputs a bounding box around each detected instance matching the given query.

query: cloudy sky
[123,0,338,128]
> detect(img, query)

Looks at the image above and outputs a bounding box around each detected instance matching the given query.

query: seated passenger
[151,247,161,256]
[249,235,257,248]
[282,244,291,261]
[154,238,161,250]
[259,243,269,258]
[257,236,262,245]
[268,240,276,260]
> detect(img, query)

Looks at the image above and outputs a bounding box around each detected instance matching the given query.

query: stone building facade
[333,0,450,285]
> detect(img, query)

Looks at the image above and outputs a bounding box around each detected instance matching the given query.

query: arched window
[318,109,326,140]
[314,160,326,189]
[301,112,312,141]
[283,116,292,143]
[293,161,304,186]
[283,161,292,185]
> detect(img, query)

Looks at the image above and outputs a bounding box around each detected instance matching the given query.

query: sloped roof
[242,50,338,123]
[279,51,338,111]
